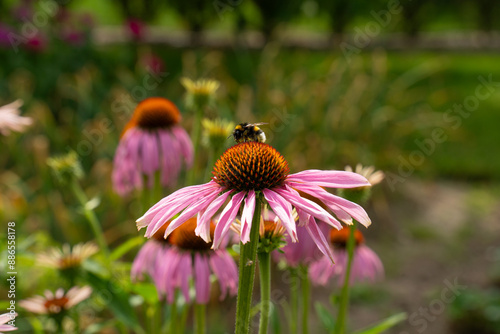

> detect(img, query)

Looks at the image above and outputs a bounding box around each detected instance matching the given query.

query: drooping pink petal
[263,188,297,242]
[275,187,342,230]
[213,192,246,249]
[196,190,233,242]
[140,131,160,178]
[209,251,238,299]
[289,182,369,226]
[140,181,219,221]
[240,190,256,244]
[164,191,221,238]
[304,216,335,263]
[194,253,211,304]
[287,170,370,188]
[178,252,193,303]
[172,125,194,167]
[131,240,163,281]
[141,185,221,237]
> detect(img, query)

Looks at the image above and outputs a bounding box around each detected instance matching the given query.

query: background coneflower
[19,286,92,315]
[112,97,193,197]
[152,217,238,305]
[309,227,384,286]
[37,242,98,270]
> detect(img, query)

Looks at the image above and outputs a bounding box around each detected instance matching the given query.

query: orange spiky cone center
[152,218,215,251]
[330,227,364,249]
[44,297,69,312]
[212,142,289,191]
[122,97,181,135]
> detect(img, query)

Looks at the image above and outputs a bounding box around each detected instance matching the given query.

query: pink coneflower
[0,312,17,332]
[19,286,92,314]
[309,227,383,286]
[112,97,193,196]
[0,100,32,135]
[133,218,238,304]
[137,141,372,262]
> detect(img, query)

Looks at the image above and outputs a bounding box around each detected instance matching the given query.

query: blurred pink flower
[0,312,17,332]
[132,218,238,304]
[19,286,92,314]
[126,18,145,41]
[112,97,193,196]
[26,33,47,52]
[137,142,372,263]
[0,24,13,47]
[309,227,384,286]
[0,100,32,135]
[139,52,165,75]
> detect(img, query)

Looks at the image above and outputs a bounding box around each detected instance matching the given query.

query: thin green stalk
[301,266,310,334]
[178,301,190,334]
[258,251,271,334]
[169,292,178,334]
[70,178,110,259]
[186,106,204,185]
[194,303,206,334]
[235,197,262,334]
[289,268,299,334]
[153,171,163,203]
[334,223,357,334]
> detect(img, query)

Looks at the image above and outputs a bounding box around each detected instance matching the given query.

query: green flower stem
[289,268,299,334]
[334,222,357,334]
[195,303,206,334]
[301,266,310,334]
[258,251,271,334]
[153,171,163,203]
[70,178,110,260]
[178,301,190,334]
[235,197,262,334]
[186,106,204,185]
[169,292,178,334]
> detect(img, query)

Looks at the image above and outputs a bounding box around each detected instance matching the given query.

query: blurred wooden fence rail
[93,27,500,51]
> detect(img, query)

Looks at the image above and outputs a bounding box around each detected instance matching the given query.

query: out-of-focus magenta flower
[309,227,384,286]
[126,18,145,41]
[0,312,17,332]
[61,30,85,46]
[132,218,238,304]
[12,0,33,20]
[112,97,193,196]
[26,33,47,52]
[0,24,13,48]
[137,142,372,263]
[139,52,165,75]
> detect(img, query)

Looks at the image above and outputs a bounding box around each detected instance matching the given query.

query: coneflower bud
[47,151,83,184]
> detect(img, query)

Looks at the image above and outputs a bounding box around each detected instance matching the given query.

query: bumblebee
[232,122,267,143]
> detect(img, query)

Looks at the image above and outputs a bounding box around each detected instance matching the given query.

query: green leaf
[354,312,407,334]
[84,272,144,334]
[314,302,336,331]
[110,236,145,261]
[130,282,159,305]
